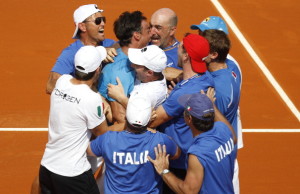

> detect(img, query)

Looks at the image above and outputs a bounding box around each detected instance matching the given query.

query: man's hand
[148,144,169,175]
[167,80,176,95]
[103,48,117,63]
[107,77,126,103]
[201,87,216,103]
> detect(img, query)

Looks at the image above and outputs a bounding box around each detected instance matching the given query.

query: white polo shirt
[41,75,105,177]
[130,77,167,109]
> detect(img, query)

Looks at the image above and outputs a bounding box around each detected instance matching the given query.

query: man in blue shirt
[149,90,237,194]
[191,17,243,193]
[46,4,116,94]
[98,11,151,127]
[87,96,180,193]
[150,8,183,82]
[149,34,214,193]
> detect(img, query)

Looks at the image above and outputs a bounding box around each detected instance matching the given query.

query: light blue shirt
[98,48,135,101]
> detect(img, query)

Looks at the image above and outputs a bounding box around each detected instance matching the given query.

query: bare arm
[163,67,183,82]
[148,144,203,194]
[148,105,173,128]
[46,72,61,94]
[110,101,126,125]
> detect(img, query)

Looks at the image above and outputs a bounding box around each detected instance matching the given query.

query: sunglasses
[84,17,106,25]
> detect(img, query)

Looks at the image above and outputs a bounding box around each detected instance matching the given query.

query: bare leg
[30,175,41,194]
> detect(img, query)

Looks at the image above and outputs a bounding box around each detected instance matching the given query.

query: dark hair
[184,110,215,132]
[113,11,147,47]
[74,69,97,81]
[126,120,147,133]
[202,29,231,63]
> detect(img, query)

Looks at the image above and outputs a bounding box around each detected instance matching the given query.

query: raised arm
[148,105,173,128]
[202,88,237,144]
[148,144,203,194]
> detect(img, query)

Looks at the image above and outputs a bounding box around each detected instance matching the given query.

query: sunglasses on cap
[84,17,106,25]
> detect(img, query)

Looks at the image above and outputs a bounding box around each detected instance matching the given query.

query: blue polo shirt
[98,48,135,101]
[162,72,214,169]
[51,39,116,75]
[163,40,181,70]
[209,58,241,135]
[90,130,177,194]
[188,121,236,194]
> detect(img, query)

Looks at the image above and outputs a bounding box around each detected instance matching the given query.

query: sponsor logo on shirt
[54,89,81,104]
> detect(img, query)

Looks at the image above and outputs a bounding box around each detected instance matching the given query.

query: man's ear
[210,52,218,60]
[78,23,87,33]
[169,26,177,36]
[133,31,141,41]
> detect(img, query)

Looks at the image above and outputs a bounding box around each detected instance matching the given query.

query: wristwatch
[161,169,170,176]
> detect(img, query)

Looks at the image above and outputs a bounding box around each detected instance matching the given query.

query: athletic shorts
[39,165,100,194]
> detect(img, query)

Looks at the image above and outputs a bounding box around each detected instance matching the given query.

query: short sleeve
[51,49,75,75]
[85,93,106,129]
[162,90,185,117]
[162,134,178,157]
[90,133,107,157]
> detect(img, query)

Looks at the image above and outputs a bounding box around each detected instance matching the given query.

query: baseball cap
[183,34,210,73]
[190,16,229,35]
[72,4,103,39]
[74,46,107,74]
[126,96,152,127]
[178,93,214,120]
[128,45,167,72]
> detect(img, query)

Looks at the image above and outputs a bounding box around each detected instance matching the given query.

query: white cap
[128,45,167,72]
[72,4,103,39]
[126,96,152,127]
[74,46,107,74]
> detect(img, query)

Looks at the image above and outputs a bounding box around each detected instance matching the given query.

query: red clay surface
[0,0,299,193]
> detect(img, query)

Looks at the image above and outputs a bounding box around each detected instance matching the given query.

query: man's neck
[208,62,227,72]
[182,62,198,80]
[121,46,129,56]
[80,37,98,46]
[162,36,176,49]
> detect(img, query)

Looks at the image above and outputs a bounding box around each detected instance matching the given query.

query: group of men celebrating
[35,3,243,194]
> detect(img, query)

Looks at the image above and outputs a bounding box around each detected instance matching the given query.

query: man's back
[42,75,105,176]
[188,121,236,194]
[90,130,177,193]
[98,48,135,101]
[162,72,214,169]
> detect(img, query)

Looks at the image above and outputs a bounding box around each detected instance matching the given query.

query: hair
[202,29,231,63]
[113,11,147,47]
[74,69,97,81]
[126,120,147,133]
[184,110,215,132]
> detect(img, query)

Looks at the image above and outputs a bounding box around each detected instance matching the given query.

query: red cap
[183,34,210,73]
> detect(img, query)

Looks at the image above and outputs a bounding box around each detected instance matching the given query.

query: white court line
[1,128,300,132]
[210,0,300,122]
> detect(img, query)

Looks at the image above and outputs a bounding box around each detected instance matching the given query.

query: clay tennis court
[0,0,299,193]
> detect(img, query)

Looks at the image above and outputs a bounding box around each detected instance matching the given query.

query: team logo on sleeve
[97,106,102,117]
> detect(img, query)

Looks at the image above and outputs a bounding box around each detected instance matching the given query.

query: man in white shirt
[107,45,168,110]
[39,46,108,194]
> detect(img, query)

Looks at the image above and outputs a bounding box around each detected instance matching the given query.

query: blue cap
[178,93,214,120]
[190,16,229,35]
